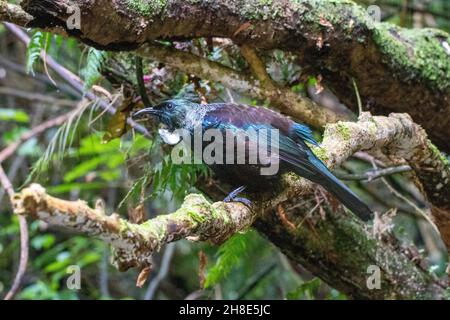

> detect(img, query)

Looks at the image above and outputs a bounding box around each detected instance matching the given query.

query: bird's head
[132,99,194,131]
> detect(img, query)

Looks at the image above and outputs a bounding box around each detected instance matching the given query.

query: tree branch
[239,44,354,127]
[0,2,32,27]
[0,87,78,108]
[336,165,412,181]
[137,43,349,128]
[13,184,254,272]
[4,22,151,138]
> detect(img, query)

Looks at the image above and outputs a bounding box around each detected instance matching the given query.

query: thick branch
[253,113,449,299]
[267,112,449,252]
[318,113,450,250]
[13,184,254,271]
[138,43,349,128]
[0,2,32,27]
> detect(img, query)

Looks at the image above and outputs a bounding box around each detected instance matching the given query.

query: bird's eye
[167,103,174,110]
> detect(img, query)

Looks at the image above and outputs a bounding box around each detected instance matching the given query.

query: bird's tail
[307,159,372,221]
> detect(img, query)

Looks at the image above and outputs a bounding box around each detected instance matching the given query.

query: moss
[238,0,285,20]
[129,219,159,241]
[174,194,208,223]
[125,0,166,17]
[429,143,449,166]
[312,146,329,162]
[291,0,370,37]
[373,23,450,90]
[367,119,378,135]
[336,123,351,141]
[291,1,450,90]
[185,208,207,223]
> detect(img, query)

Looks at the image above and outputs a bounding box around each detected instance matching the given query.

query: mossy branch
[281,112,450,253]
[137,43,348,129]
[12,184,254,271]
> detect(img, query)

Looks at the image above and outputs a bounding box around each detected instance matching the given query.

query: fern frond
[204,231,254,288]
[81,48,108,90]
[26,31,46,74]
[27,103,90,181]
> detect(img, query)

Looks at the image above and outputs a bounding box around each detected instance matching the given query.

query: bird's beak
[132,107,162,119]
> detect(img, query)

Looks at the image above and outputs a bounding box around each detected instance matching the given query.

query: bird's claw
[224,186,252,207]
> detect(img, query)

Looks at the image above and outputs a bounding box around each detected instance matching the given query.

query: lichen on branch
[13,184,254,271]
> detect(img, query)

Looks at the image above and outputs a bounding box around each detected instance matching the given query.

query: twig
[0,164,14,199]
[369,161,440,235]
[135,56,152,107]
[144,243,176,300]
[336,165,412,181]
[0,104,45,203]
[0,87,78,107]
[277,204,296,231]
[0,154,25,204]
[352,151,388,168]
[352,78,363,116]
[0,164,29,300]
[0,110,77,163]
[0,56,80,98]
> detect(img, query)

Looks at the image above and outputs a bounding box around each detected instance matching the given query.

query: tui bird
[133,99,372,221]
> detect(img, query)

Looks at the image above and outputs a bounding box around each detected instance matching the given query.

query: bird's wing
[203,103,318,144]
[202,103,322,177]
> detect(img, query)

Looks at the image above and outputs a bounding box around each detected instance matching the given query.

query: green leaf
[81,48,108,89]
[0,108,30,123]
[78,134,120,156]
[26,31,46,74]
[44,251,71,273]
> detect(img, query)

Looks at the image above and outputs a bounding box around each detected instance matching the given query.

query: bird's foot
[224,186,252,207]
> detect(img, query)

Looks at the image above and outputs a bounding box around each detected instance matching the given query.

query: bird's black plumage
[133,99,372,221]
